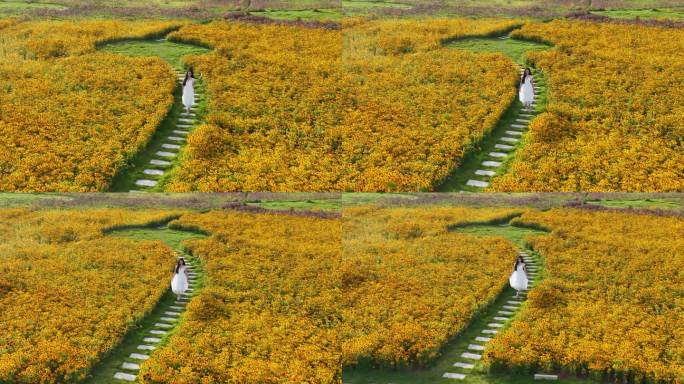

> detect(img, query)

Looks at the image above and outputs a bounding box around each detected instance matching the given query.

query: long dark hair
[182,70,194,87]
[521,68,532,84]
[174,258,186,274]
[513,255,525,271]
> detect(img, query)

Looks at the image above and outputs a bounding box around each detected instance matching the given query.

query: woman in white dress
[519,68,535,111]
[181,70,197,114]
[171,257,189,300]
[509,255,528,297]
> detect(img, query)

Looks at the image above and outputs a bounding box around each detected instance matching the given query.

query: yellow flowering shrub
[491,20,684,192]
[139,210,342,384]
[485,208,684,383]
[341,206,520,368]
[166,19,519,192]
[0,20,181,191]
[0,208,182,383]
[345,18,520,55]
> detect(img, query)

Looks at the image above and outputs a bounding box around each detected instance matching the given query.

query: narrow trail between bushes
[342,221,566,384]
[85,223,206,384]
[101,37,211,193]
[439,33,551,192]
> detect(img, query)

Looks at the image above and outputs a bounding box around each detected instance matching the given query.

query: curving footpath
[441,248,540,380]
[112,253,202,382]
[132,66,204,192]
[464,65,546,190]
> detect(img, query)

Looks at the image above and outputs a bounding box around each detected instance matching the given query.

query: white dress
[519,75,535,106]
[509,263,528,292]
[171,266,188,295]
[182,77,195,110]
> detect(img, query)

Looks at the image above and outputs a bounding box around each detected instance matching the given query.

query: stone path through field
[113,254,201,382]
[130,65,204,192]
[463,65,546,191]
[440,248,541,381]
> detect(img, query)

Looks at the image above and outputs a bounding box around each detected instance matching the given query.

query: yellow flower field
[139,210,342,384]
[166,19,519,192]
[490,20,684,192]
[0,208,181,383]
[485,208,684,383]
[0,20,181,191]
[340,206,519,368]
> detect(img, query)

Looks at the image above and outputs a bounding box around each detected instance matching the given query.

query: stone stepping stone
[170,305,184,310]
[165,311,180,316]
[466,180,489,188]
[468,344,485,351]
[180,112,196,117]
[488,152,507,158]
[155,323,173,329]
[475,169,495,177]
[144,337,161,343]
[461,352,482,360]
[174,301,187,305]
[173,130,189,135]
[535,374,559,381]
[495,143,514,150]
[506,130,523,136]
[500,137,519,143]
[167,136,186,142]
[482,161,502,167]
[442,373,466,380]
[135,179,157,187]
[475,336,491,342]
[178,118,195,123]
[161,143,181,150]
[493,316,509,321]
[503,305,518,310]
[129,353,149,361]
[156,151,177,158]
[149,329,167,335]
[507,301,521,306]
[482,329,498,334]
[137,345,155,351]
[177,124,192,129]
[511,124,526,129]
[160,317,177,322]
[150,159,171,166]
[488,323,504,328]
[114,372,136,381]
[122,362,140,370]
[143,169,164,176]
[498,310,514,315]
[454,362,475,369]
